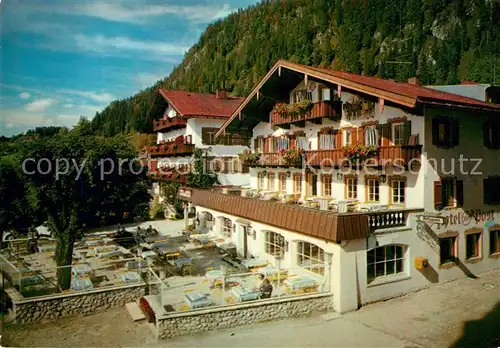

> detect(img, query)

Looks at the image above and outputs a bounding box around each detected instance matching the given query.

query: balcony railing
[271,101,341,127]
[150,171,188,184]
[153,117,187,132]
[305,145,422,167]
[256,153,302,167]
[148,136,194,157]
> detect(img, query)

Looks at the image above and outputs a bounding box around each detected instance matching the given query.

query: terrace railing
[271,101,341,127]
[153,117,187,132]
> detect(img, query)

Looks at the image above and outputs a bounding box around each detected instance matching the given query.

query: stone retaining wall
[155,293,332,339]
[13,284,145,324]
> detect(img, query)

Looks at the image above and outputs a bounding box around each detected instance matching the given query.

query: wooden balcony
[305,145,422,167]
[256,153,302,167]
[271,101,341,127]
[148,137,195,157]
[150,171,188,184]
[153,117,187,132]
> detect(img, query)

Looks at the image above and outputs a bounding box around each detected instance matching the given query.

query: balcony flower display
[342,144,379,162]
[238,149,260,164]
[272,100,312,120]
[279,147,304,166]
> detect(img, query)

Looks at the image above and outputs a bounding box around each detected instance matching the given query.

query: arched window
[297,241,325,276]
[222,218,233,238]
[264,231,286,256]
[367,245,406,284]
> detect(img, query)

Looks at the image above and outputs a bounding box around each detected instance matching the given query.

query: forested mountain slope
[92,0,500,136]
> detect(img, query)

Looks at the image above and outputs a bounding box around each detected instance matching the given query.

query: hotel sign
[416,214,446,226]
[179,188,192,199]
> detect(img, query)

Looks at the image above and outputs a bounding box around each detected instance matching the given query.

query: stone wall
[155,293,332,339]
[13,284,145,324]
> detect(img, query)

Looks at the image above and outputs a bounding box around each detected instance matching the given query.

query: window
[202,127,218,145]
[294,89,313,102]
[466,233,481,260]
[484,177,500,205]
[279,173,287,192]
[392,123,405,145]
[434,178,463,210]
[483,119,500,149]
[254,137,265,153]
[344,129,352,146]
[439,237,457,265]
[295,136,308,150]
[264,231,286,256]
[321,175,332,196]
[367,245,405,284]
[322,88,331,101]
[490,229,500,255]
[319,133,335,150]
[366,179,380,202]
[297,242,325,276]
[222,218,233,238]
[268,172,275,191]
[345,177,357,199]
[293,174,302,194]
[364,126,378,146]
[432,117,459,148]
[258,172,266,190]
[224,158,234,173]
[391,180,405,205]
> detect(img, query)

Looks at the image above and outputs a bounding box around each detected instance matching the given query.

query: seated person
[258,274,273,299]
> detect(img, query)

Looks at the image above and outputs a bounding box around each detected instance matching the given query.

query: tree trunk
[55,233,75,291]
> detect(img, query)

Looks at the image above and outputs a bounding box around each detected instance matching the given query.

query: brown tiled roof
[189,189,370,243]
[159,89,244,118]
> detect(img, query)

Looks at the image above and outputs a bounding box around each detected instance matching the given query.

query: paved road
[3,269,499,348]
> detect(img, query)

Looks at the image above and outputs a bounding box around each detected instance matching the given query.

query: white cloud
[24,98,56,112]
[16,2,235,24]
[56,88,116,103]
[73,34,189,56]
[19,92,31,99]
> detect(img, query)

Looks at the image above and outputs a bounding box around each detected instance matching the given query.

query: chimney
[407,77,421,85]
[216,89,228,99]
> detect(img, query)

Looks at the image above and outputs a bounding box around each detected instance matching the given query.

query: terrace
[271,100,342,127]
[153,117,187,132]
[150,164,191,184]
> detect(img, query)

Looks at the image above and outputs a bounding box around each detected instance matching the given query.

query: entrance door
[307,174,318,196]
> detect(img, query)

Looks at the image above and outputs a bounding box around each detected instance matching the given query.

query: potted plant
[238,150,260,165]
[341,144,379,162]
[279,147,304,166]
[272,100,312,121]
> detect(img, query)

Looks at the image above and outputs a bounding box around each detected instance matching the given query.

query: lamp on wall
[380,174,387,183]
[284,240,289,252]
[286,170,292,177]
[262,170,268,176]
[336,172,344,182]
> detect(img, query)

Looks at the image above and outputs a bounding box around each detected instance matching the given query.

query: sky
[0,0,259,137]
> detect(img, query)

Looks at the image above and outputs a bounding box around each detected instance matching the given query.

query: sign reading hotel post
[416,214,446,226]
[179,188,192,200]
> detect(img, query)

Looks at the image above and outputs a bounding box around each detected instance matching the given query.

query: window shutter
[377,124,383,146]
[434,181,443,209]
[202,128,209,144]
[351,128,358,145]
[456,180,464,207]
[254,138,259,152]
[358,127,365,146]
[335,131,342,149]
[451,119,460,147]
[483,178,492,204]
[432,117,440,146]
[403,120,412,145]
[381,123,391,146]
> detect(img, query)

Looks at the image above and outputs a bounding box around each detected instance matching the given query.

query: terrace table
[189,234,213,245]
[184,292,212,309]
[173,257,193,269]
[71,278,93,292]
[284,276,318,292]
[256,266,288,281]
[72,263,92,278]
[241,258,268,270]
[121,271,140,283]
[231,286,261,302]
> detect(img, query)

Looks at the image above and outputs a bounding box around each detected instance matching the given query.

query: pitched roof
[187,189,370,243]
[215,60,499,138]
[159,89,244,118]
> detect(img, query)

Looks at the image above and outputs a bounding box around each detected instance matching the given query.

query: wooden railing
[256,153,302,167]
[148,136,195,157]
[153,117,187,132]
[271,101,341,126]
[150,172,188,183]
[305,145,422,167]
